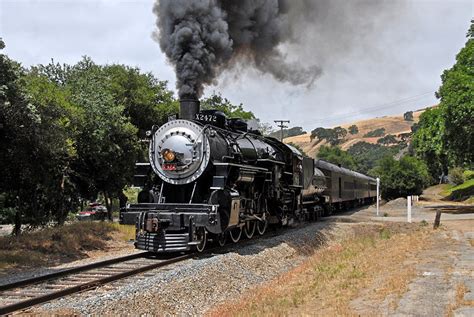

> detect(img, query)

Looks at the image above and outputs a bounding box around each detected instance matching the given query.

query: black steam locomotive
[121,99,377,252]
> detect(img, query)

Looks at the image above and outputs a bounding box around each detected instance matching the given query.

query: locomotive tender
[121,99,377,253]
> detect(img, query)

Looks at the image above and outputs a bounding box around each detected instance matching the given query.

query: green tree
[363,128,386,138]
[347,141,401,174]
[201,93,255,119]
[66,58,140,219]
[370,156,431,199]
[348,125,359,135]
[103,64,178,138]
[403,111,414,121]
[377,134,398,145]
[1,42,79,233]
[316,146,357,170]
[23,69,81,225]
[269,126,306,139]
[412,107,448,178]
[436,20,474,166]
[310,127,329,141]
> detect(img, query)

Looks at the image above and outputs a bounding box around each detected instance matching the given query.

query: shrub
[449,167,465,185]
[364,128,386,138]
[370,156,431,199]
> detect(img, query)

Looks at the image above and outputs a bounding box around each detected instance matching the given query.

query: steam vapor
[153,0,321,98]
[153,0,403,99]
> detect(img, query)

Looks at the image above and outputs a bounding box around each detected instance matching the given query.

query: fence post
[434,210,442,229]
[376,177,380,216]
[407,196,412,223]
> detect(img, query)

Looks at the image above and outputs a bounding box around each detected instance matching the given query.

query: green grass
[463,170,474,180]
[441,178,474,201]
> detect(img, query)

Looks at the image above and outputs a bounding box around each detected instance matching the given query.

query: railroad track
[0,251,194,315]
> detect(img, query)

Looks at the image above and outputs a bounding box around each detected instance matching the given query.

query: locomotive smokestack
[180,98,200,120]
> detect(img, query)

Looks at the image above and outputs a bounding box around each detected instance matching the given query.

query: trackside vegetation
[412,20,473,176]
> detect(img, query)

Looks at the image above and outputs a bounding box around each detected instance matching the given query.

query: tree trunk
[13,209,22,236]
[57,172,68,225]
[104,191,112,221]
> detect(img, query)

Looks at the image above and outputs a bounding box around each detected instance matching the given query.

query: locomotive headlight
[161,149,176,162]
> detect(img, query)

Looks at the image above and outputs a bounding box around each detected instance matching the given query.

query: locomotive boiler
[122,98,376,253]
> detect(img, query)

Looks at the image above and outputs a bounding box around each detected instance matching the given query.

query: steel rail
[0,253,193,315]
[0,252,150,292]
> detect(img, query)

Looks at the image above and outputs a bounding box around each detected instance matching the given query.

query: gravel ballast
[31,220,367,316]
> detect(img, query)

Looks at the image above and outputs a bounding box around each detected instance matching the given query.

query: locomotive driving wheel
[257,218,268,235]
[194,227,207,252]
[217,232,227,247]
[229,226,242,243]
[244,221,256,239]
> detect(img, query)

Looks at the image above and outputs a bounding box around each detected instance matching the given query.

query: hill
[284,108,430,158]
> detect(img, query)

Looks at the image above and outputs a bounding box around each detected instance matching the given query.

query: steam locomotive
[121,99,377,252]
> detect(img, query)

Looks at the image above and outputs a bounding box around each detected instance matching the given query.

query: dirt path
[211,204,473,316]
[350,220,474,316]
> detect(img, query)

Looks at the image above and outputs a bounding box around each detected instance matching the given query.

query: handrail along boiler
[122,98,377,252]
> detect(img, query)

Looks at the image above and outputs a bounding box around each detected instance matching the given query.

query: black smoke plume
[153,0,403,98]
[153,0,321,98]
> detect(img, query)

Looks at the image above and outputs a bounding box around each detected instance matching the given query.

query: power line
[300,91,434,126]
[274,120,290,142]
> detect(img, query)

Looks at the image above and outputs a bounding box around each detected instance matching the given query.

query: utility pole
[274,120,290,142]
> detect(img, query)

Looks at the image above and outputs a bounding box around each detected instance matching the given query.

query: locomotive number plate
[162,163,177,171]
[195,113,217,122]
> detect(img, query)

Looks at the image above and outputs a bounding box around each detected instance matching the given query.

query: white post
[407,196,412,223]
[376,177,380,216]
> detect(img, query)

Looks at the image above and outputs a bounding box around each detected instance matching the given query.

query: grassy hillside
[285,109,428,158]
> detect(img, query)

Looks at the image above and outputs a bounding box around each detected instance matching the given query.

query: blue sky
[1,0,472,130]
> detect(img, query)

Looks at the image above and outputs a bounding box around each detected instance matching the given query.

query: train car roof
[315,159,376,182]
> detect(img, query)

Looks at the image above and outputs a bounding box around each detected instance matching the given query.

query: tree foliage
[310,126,347,145]
[1,43,79,233]
[201,93,255,120]
[348,125,359,135]
[347,141,400,174]
[413,20,474,174]
[316,146,357,170]
[403,111,414,121]
[370,156,431,199]
[269,126,306,139]
[377,134,398,145]
[363,128,386,138]
[435,20,474,166]
[412,107,448,178]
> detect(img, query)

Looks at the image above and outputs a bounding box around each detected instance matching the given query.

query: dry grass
[109,223,136,241]
[284,109,426,157]
[446,283,474,316]
[0,222,133,271]
[209,223,431,316]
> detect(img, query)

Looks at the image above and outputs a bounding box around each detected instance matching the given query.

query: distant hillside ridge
[284,107,434,158]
